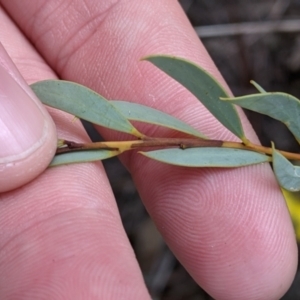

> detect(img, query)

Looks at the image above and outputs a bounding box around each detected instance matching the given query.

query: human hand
[0,1,297,299]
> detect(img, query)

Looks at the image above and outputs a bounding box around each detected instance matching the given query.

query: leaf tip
[271,141,275,149]
[250,80,267,93]
[140,54,156,62]
[137,151,147,156]
[140,54,173,62]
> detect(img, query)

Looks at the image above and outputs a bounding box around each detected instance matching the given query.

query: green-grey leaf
[272,144,300,191]
[50,150,119,167]
[111,100,206,138]
[250,80,266,93]
[140,148,270,167]
[31,80,142,137]
[143,55,245,141]
[223,92,300,143]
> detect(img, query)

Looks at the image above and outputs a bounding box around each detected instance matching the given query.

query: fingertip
[0,45,57,192]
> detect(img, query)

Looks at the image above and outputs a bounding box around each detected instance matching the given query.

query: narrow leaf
[272,144,300,191]
[50,150,120,167]
[111,100,206,138]
[140,148,270,167]
[31,80,143,138]
[223,92,300,142]
[250,80,266,93]
[143,55,245,141]
[281,189,300,241]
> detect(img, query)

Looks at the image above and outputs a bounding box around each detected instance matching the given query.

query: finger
[0,43,56,192]
[0,7,150,299]
[3,1,297,299]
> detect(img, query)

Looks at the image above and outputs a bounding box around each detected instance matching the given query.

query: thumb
[0,44,57,192]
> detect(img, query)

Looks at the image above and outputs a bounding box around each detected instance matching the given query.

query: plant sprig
[30,55,300,192]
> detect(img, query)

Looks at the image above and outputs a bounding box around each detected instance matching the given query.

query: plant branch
[223,141,300,160]
[56,137,300,161]
[56,137,223,154]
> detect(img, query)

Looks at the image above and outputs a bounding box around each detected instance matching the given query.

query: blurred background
[86,1,300,299]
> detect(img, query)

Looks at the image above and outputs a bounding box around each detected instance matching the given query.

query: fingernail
[0,44,57,192]
[0,64,47,159]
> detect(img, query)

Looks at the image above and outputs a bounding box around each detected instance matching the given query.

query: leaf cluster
[30,55,300,193]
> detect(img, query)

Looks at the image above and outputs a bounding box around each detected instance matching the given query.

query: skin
[0,1,297,299]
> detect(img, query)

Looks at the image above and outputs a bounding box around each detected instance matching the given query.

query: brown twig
[56,137,300,161]
[56,137,223,155]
